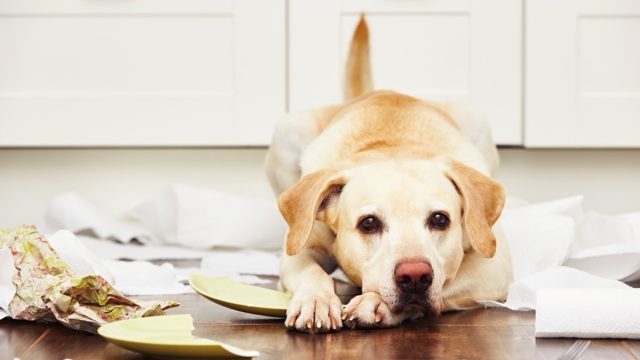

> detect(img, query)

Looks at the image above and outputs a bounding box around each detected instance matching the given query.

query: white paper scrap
[500,215,575,282]
[565,243,640,282]
[564,211,640,282]
[200,251,280,277]
[45,192,153,244]
[129,184,285,249]
[102,260,193,296]
[48,230,115,283]
[78,236,210,261]
[479,266,629,311]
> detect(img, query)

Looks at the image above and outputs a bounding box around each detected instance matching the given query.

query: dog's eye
[357,215,382,234]
[427,212,450,230]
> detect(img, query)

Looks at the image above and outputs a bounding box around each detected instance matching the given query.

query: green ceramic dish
[189,274,290,318]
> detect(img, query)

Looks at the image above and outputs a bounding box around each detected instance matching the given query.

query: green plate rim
[188,274,290,317]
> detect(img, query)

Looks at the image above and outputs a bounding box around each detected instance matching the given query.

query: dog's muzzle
[393,260,434,313]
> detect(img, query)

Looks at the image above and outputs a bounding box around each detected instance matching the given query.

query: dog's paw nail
[316,321,322,329]
[349,316,355,321]
[306,321,312,329]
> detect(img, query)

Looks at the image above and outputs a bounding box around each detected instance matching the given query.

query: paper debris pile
[0,225,177,333]
[46,186,286,249]
[481,196,640,311]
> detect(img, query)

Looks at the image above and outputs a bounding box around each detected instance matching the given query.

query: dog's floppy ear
[278,169,346,256]
[445,160,505,258]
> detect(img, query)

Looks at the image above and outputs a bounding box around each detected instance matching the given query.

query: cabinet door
[289,0,523,145]
[526,0,640,147]
[0,0,285,146]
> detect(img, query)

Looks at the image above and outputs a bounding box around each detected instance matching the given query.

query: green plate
[189,274,290,318]
[98,314,259,358]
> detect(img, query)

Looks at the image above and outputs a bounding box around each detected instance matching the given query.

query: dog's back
[325,15,500,175]
[299,16,491,176]
[266,15,499,196]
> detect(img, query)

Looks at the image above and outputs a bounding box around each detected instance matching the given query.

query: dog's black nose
[394,261,433,293]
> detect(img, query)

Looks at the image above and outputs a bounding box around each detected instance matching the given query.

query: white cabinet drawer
[526,0,640,147]
[289,0,523,146]
[0,0,285,146]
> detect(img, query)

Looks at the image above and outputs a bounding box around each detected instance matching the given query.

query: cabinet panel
[526,0,640,147]
[340,14,470,100]
[290,0,523,145]
[0,0,285,146]
[0,17,234,93]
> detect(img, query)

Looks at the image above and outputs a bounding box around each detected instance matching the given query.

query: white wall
[0,149,272,229]
[1,148,639,229]
[497,149,640,213]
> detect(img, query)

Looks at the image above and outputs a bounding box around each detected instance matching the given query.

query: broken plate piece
[98,314,259,358]
[189,275,290,317]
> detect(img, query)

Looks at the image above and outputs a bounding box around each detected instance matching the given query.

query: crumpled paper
[0,225,178,333]
[48,230,115,283]
[45,231,193,296]
[46,185,286,249]
[100,260,193,296]
[129,184,285,249]
[46,192,153,244]
[41,189,640,315]
[481,196,640,311]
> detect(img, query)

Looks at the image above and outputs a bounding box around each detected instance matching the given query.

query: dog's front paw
[285,289,343,333]
[342,292,403,329]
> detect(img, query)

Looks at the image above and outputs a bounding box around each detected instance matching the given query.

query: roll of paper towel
[535,288,640,338]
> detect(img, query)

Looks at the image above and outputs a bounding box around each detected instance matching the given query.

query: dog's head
[278,158,504,317]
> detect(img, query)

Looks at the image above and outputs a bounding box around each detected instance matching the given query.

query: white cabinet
[0,0,285,146]
[289,0,523,146]
[2,0,638,148]
[526,0,640,147]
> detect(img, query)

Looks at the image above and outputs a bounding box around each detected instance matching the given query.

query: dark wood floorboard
[1,280,639,359]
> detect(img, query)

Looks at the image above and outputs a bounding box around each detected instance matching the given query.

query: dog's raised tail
[344,14,373,102]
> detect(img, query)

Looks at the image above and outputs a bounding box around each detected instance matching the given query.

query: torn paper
[483,196,640,311]
[129,184,285,249]
[101,260,193,296]
[0,226,177,333]
[45,186,286,250]
[479,266,629,311]
[45,192,153,244]
[76,235,211,261]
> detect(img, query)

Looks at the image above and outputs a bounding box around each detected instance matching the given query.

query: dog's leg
[280,224,343,333]
[342,292,409,329]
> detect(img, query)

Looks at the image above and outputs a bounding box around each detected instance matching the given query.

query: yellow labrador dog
[266,16,512,333]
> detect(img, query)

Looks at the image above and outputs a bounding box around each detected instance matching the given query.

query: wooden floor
[2,281,640,360]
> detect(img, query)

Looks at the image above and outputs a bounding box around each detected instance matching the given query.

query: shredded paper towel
[44,190,640,309]
[46,185,286,249]
[5,186,640,338]
[479,196,640,311]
